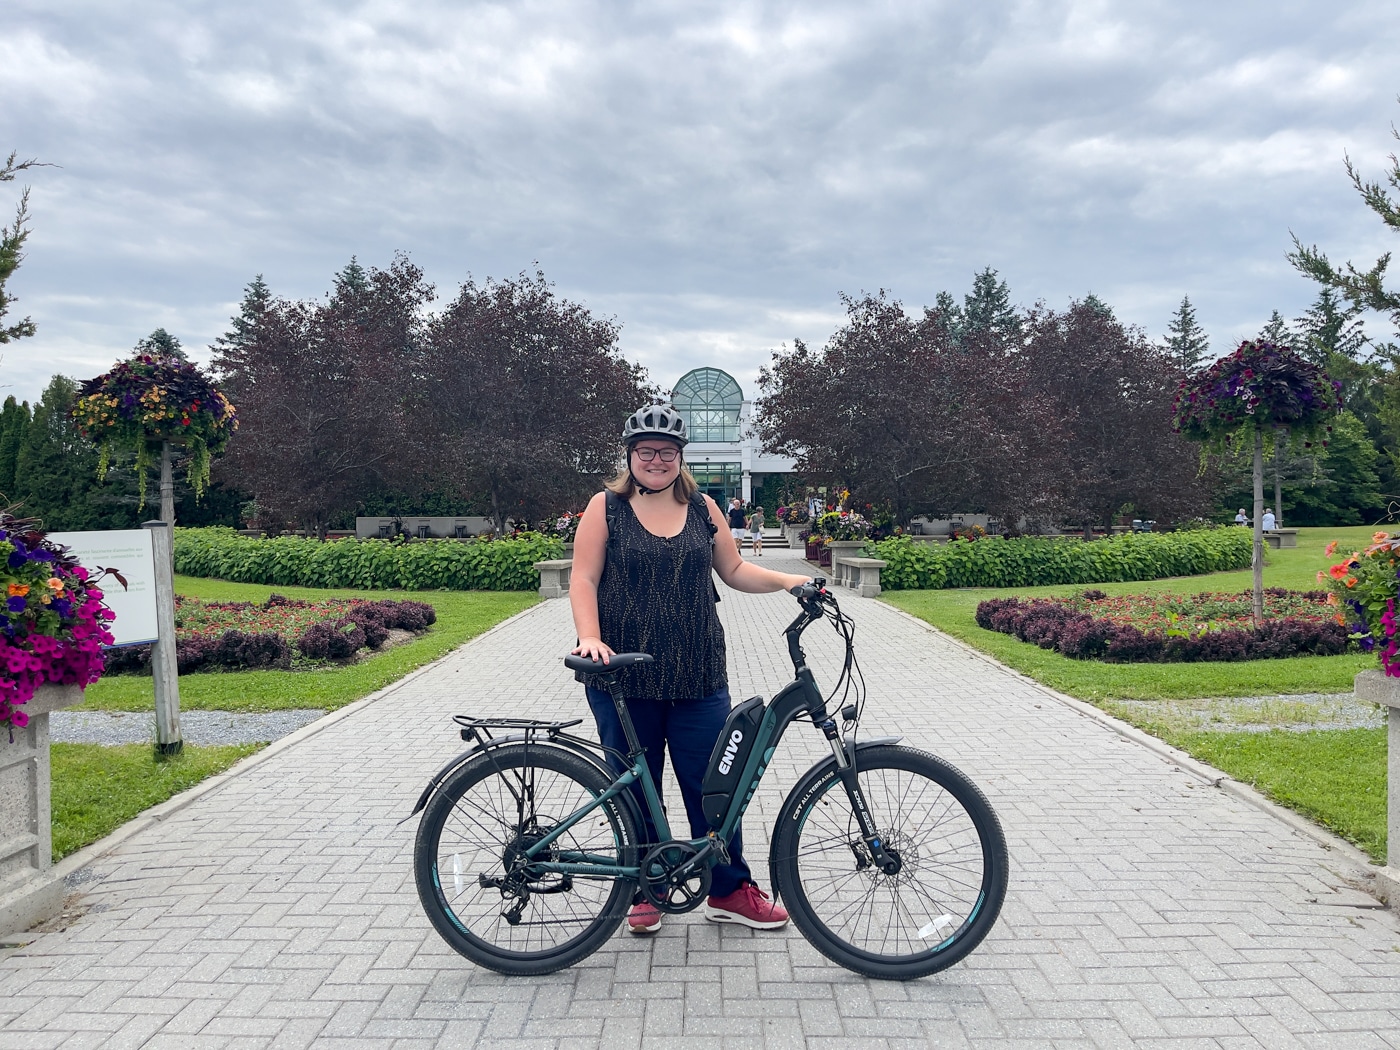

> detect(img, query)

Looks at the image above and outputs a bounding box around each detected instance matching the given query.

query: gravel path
[50,709,328,746]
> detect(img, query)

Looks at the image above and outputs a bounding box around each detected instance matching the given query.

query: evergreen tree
[1162,295,1210,371]
[1294,287,1368,364]
[924,290,962,342]
[332,257,368,303]
[0,395,30,500]
[1,151,46,345]
[1258,310,1295,347]
[134,328,186,360]
[961,267,1021,342]
[215,274,271,354]
[1081,293,1114,319]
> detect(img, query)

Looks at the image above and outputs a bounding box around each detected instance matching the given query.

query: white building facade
[670,367,797,504]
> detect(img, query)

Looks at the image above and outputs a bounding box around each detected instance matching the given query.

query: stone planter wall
[0,683,84,935]
[1353,670,1400,909]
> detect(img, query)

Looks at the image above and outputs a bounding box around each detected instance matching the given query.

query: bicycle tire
[413,742,639,975]
[771,743,1007,980]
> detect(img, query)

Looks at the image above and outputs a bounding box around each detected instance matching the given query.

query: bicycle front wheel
[771,743,1008,980]
[413,743,639,975]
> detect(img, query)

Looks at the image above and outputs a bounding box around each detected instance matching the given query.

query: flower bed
[103,594,437,674]
[2,516,115,729]
[174,527,562,591]
[975,589,1348,663]
[866,529,1252,591]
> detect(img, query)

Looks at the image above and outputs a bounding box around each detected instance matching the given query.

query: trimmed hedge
[864,530,1253,591]
[174,527,563,591]
[974,595,1349,663]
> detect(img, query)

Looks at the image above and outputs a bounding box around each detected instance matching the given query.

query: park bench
[833,556,887,598]
[1263,529,1298,549]
[534,559,573,599]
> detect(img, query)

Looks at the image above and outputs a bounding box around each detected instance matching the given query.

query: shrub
[174,527,562,591]
[865,529,1252,591]
[297,619,367,660]
[975,597,1350,663]
[176,630,291,673]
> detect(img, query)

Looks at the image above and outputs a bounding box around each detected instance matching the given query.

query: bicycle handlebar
[789,576,829,601]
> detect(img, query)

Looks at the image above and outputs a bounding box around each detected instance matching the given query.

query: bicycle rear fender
[402,734,643,834]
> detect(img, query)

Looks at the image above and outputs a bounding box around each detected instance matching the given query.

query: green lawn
[882,525,1388,860]
[881,525,1375,702]
[51,743,265,861]
[78,578,538,712]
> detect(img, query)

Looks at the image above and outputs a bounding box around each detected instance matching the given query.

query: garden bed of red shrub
[974,588,1348,663]
[103,594,437,674]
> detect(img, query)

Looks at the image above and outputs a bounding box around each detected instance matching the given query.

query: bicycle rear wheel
[413,742,638,975]
[771,743,1007,980]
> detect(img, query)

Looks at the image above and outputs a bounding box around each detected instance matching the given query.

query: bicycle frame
[513,591,901,880]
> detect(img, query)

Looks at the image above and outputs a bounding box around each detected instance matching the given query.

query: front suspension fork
[819,718,899,874]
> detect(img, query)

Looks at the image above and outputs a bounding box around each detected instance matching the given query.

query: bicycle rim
[777,746,1006,978]
[416,746,635,972]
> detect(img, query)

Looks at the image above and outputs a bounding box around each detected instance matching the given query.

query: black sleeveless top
[585,495,727,700]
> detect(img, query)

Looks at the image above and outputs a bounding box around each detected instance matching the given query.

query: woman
[749,504,766,557]
[570,404,811,935]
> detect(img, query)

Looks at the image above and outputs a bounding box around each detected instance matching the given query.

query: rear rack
[453,715,584,744]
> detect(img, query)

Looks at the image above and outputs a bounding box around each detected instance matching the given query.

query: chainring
[639,840,713,913]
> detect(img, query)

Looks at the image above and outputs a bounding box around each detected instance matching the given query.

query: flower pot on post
[0,683,83,936]
[1352,670,1400,909]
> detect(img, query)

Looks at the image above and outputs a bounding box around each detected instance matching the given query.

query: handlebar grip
[789,576,828,600]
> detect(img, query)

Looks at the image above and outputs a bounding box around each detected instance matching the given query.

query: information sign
[47,529,159,647]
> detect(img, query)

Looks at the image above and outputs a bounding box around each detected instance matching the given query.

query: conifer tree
[0,395,30,499]
[961,267,1021,342]
[1162,295,1210,370]
[134,328,187,360]
[1258,310,1295,347]
[1,151,47,345]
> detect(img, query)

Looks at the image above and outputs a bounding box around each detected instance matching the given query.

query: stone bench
[1351,670,1400,910]
[833,556,887,598]
[534,559,573,599]
[1263,529,1298,549]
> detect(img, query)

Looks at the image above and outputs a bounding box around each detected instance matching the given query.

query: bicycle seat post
[597,670,645,759]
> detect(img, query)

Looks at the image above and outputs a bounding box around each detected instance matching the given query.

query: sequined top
[584,494,726,700]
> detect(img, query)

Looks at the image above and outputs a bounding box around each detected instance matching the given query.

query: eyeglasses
[631,447,681,463]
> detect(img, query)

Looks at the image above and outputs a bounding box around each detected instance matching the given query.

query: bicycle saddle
[563,652,653,674]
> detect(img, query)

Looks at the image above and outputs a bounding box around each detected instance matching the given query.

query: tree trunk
[1273,429,1283,529]
[159,440,176,528]
[491,488,506,536]
[1252,427,1265,624]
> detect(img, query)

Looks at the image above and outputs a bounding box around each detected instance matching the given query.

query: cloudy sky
[3,0,1398,406]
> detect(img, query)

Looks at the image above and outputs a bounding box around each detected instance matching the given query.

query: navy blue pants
[585,685,752,897]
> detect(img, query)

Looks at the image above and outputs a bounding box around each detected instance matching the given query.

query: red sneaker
[627,901,662,934]
[703,882,789,929]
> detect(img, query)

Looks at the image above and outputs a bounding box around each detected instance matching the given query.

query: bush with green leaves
[174,527,563,591]
[864,529,1253,591]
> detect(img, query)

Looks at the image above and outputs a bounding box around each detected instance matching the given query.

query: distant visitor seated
[1234,508,1248,526]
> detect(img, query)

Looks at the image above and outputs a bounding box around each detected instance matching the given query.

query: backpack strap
[691,490,717,548]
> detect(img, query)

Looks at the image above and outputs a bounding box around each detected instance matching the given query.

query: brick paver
[3,547,1398,1048]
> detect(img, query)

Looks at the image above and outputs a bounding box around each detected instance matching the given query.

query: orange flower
[1325,540,1338,556]
[1345,577,1357,588]
[1328,563,1348,580]
[7,582,28,597]
[1316,570,1327,582]
[1375,532,1390,543]
[46,577,64,593]
[1325,592,1338,605]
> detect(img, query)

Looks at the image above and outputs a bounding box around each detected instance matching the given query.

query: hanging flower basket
[71,353,238,504]
[1171,340,1341,449]
[0,513,115,730]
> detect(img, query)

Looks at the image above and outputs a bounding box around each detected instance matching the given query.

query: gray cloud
[3,0,1397,405]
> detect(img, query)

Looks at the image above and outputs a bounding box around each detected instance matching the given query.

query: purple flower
[28,549,53,563]
[6,596,27,614]
[6,550,25,569]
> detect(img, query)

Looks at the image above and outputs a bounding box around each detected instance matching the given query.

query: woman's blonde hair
[604,447,698,503]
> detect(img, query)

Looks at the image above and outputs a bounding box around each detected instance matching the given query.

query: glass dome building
[670,367,796,503]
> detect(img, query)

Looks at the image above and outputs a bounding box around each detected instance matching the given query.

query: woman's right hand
[572,636,615,663]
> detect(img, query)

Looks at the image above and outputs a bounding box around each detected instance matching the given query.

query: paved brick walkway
[3,548,1399,1048]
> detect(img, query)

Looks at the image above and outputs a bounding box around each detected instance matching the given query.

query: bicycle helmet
[622,404,688,446]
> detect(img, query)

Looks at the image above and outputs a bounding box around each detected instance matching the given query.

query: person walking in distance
[569,405,811,934]
[749,503,766,557]
[727,497,748,556]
